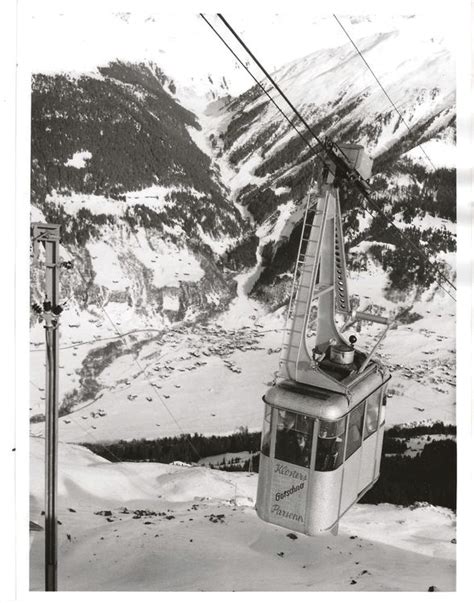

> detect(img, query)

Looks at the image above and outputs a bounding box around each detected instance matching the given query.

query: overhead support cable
[199,13,323,162]
[215,14,326,149]
[212,14,370,195]
[332,14,438,172]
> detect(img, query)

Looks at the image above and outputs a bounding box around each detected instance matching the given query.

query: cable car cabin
[256,368,389,535]
[255,145,392,535]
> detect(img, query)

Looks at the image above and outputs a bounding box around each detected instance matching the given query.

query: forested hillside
[30,61,251,326]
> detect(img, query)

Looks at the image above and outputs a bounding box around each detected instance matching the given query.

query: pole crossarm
[31,222,61,258]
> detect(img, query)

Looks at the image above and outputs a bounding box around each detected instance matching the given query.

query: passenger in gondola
[315,420,346,471]
[315,435,343,471]
[295,431,311,467]
[275,412,311,467]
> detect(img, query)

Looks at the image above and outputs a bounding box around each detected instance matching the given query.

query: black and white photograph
[2,0,473,597]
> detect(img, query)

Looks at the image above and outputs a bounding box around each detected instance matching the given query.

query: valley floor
[29,296,456,443]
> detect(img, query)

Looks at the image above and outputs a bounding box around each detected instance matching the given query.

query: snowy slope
[28,13,455,108]
[30,62,248,344]
[29,437,455,592]
[270,28,453,157]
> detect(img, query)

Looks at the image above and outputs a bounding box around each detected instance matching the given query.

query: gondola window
[363,393,380,439]
[345,402,365,459]
[380,395,387,426]
[314,417,346,471]
[261,403,272,456]
[274,410,313,468]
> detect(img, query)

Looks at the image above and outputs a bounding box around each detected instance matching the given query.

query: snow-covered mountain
[30,61,251,330]
[229,27,455,162]
[30,19,456,437]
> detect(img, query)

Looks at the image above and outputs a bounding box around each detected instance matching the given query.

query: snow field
[64,150,92,168]
[29,437,455,592]
[30,328,282,443]
[45,184,202,218]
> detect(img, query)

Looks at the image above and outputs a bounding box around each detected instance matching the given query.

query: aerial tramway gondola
[256,145,392,535]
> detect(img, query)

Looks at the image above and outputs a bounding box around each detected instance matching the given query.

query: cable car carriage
[256,145,392,535]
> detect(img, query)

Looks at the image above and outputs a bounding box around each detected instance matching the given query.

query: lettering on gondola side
[275,481,305,501]
[270,462,308,526]
[270,504,304,523]
[274,463,308,481]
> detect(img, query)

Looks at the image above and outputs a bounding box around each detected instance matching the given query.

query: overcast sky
[22,8,455,97]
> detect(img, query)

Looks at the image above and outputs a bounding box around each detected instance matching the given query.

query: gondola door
[307,417,345,533]
[269,409,314,531]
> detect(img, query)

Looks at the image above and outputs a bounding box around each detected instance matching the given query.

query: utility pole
[31,223,62,592]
